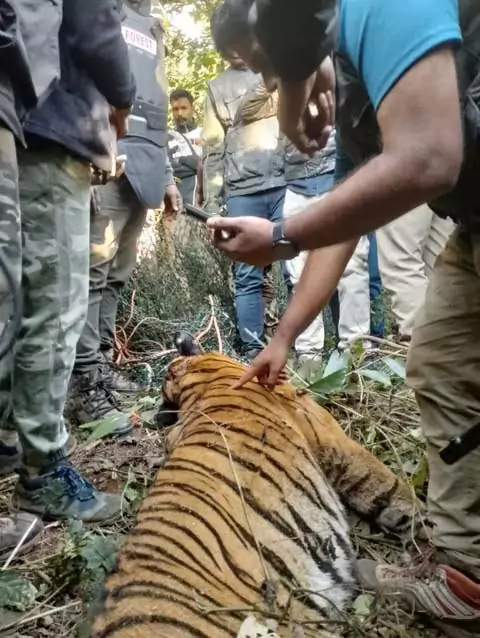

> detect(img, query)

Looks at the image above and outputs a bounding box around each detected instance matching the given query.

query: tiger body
[92,352,418,638]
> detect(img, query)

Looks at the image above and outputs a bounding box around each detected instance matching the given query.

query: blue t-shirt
[337,0,462,111]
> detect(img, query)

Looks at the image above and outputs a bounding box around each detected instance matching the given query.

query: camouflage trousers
[0,128,21,365]
[0,137,91,466]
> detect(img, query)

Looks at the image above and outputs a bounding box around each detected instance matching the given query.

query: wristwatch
[272,221,300,260]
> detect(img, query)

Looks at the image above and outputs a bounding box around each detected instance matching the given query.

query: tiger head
[154,331,240,431]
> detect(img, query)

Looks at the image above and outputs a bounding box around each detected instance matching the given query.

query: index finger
[232,363,262,389]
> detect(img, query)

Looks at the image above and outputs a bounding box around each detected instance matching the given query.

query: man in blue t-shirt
[205,0,480,635]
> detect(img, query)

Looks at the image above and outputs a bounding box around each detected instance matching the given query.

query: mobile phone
[183,203,232,240]
[183,203,211,222]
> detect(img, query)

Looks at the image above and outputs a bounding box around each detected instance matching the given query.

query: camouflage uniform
[0,127,22,401]
[0,141,91,466]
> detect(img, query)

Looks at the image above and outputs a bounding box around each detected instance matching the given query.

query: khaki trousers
[407,229,480,579]
[377,204,455,337]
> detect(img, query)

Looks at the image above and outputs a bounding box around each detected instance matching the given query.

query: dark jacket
[23,0,136,171]
[0,0,62,142]
[202,68,284,209]
[167,128,200,205]
[117,0,173,208]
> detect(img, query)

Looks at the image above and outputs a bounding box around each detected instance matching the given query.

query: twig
[351,335,409,351]
[0,600,82,633]
[194,314,214,342]
[216,426,271,584]
[2,517,38,570]
[122,285,137,332]
[212,316,223,353]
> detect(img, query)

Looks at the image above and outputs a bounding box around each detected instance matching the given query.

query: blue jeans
[368,232,386,338]
[227,186,286,351]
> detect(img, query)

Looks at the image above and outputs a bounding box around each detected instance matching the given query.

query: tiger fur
[92,341,419,638]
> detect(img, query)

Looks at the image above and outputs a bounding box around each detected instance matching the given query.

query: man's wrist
[282,217,301,250]
[272,221,300,260]
[274,319,297,347]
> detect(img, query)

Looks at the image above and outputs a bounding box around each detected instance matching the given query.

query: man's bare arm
[275,240,357,344]
[283,46,463,250]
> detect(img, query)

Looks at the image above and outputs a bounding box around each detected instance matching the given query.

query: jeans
[226,186,286,351]
[368,232,386,338]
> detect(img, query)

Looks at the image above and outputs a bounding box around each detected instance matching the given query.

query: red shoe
[356,558,480,638]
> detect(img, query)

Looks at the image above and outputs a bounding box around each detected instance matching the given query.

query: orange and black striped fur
[92,338,418,638]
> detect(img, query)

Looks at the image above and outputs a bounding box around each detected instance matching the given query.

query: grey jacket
[117,0,173,208]
[284,128,336,183]
[225,76,285,196]
[202,66,258,212]
[202,69,285,209]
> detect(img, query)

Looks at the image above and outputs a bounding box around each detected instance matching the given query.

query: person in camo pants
[0,0,136,560]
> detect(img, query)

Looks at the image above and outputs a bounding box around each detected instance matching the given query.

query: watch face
[273,240,298,261]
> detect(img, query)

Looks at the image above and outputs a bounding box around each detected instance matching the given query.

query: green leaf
[139,409,157,425]
[137,395,157,407]
[0,571,38,612]
[86,416,123,441]
[323,348,351,377]
[123,484,145,505]
[81,535,119,574]
[382,356,406,380]
[358,368,392,387]
[308,368,348,396]
[353,593,374,621]
[410,454,429,491]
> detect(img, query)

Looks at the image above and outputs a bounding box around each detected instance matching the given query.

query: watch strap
[272,221,299,252]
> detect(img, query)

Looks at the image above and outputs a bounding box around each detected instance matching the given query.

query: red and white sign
[122,26,157,55]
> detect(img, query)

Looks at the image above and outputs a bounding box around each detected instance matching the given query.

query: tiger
[91,332,419,638]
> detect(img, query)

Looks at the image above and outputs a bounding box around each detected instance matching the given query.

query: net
[117,210,257,383]
[117,209,335,385]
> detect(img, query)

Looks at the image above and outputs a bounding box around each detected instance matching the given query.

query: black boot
[100,350,143,394]
[67,369,132,437]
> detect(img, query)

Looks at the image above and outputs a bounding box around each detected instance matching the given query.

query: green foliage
[0,570,39,612]
[118,214,237,382]
[78,415,130,441]
[157,1,224,116]
[298,346,408,403]
[166,35,224,110]
[48,521,120,602]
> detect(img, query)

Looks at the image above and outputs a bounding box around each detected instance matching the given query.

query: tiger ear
[174,331,203,356]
